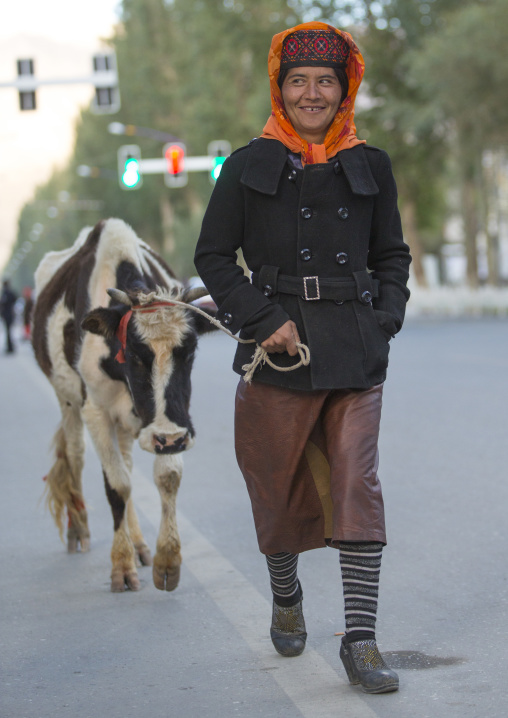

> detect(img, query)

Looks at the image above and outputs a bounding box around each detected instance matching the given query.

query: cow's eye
[128,352,145,367]
[126,344,154,368]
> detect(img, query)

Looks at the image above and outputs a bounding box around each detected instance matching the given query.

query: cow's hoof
[80,537,91,553]
[67,535,90,553]
[152,564,180,592]
[135,544,152,567]
[68,536,78,554]
[111,569,141,592]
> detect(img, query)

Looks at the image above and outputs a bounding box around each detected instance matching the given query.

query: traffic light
[17,58,36,111]
[208,140,232,184]
[91,53,121,114]
[211,156,226,182]
[163,142,187,187]
[117,145,143,190]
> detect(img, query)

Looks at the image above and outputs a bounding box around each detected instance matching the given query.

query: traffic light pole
[138,156,214,173]
[0,74,117,89]
[0,53,120,113]
[113,131,230,188]
[115,140,231,189]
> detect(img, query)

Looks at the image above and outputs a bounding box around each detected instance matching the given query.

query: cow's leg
[102,470,140,592]
[126,500,152,567]
[58,399,90,553]
[82,400,139,592]
[116,424,152,567]
[153,454,183,591]
[44,400,89,553]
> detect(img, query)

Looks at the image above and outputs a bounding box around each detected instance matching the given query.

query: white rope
[132,298,310,384]
[241,341,310,384]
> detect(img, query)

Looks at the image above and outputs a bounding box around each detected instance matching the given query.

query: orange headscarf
[261,22,365,165]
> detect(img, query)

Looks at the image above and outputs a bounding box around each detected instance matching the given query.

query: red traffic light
[163,142,187,187]
[165,144,185,175]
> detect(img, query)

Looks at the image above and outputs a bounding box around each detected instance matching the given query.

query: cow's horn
[183,286,209,304]
[107,288,132,306]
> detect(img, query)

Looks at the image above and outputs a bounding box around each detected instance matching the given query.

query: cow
[32,218,216,592]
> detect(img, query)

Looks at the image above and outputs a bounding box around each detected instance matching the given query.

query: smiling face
[281,66,343,145]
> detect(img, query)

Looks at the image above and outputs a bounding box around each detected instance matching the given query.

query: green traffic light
[122,158,141,187]
[211,156,226,181]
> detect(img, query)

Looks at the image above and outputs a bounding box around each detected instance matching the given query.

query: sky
[0,1,122,273]
[0,1,121,46]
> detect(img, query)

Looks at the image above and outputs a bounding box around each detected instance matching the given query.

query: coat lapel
[338,146,379,196]
[241,140,379,197]
[240,138,288,195]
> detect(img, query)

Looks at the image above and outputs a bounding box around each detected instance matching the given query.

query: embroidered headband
[280,29,350,70]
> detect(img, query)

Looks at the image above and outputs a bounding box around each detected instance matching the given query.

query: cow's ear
[193,307,219,336]
[82,307,123,339]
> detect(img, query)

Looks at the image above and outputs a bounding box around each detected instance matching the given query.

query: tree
[410,0,508,285]
[305,0,495,287]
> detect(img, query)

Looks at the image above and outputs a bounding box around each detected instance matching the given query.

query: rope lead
[129,297,311,384]
[241,342,310,384]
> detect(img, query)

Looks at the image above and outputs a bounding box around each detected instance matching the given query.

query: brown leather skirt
[234,380,386,555]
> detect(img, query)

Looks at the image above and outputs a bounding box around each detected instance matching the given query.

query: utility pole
[108,122,180,144]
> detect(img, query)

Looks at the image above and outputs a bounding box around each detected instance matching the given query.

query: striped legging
[266,542,383,639]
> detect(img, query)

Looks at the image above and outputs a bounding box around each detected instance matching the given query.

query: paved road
[1,319,507,718]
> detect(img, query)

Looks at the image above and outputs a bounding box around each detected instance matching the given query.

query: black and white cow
[32,218,215,592]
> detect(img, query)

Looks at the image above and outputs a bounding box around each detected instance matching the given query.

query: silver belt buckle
[303,276,320,301]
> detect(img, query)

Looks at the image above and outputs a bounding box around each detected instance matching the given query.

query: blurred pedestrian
[195,21,411,694]
[0,279,18,354]
[22,287,34,341]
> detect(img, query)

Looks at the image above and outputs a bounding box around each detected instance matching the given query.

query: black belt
[253,266,379,305]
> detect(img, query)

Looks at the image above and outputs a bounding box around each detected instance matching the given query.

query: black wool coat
[194,138,411,391]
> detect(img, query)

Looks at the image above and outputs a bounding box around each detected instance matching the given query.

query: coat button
[288,169,297,182]
[301,207,313,219]
[361,291,372,304]
[223,312,233,325]
[300,249,312,262]
[333,161,341,174]
[338,207,349,220]
[336,252,349,265]
[263,285,274,297]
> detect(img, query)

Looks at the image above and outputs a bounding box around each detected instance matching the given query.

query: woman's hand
[261,320,300,356]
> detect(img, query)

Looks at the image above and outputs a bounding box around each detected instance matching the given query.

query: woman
[195,22,411,694]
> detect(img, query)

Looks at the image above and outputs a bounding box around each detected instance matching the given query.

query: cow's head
[81,282,216,455]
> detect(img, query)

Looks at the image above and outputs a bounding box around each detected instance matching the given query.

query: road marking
[133,468,379,718]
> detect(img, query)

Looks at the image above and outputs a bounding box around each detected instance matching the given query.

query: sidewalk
[406,286,508,319]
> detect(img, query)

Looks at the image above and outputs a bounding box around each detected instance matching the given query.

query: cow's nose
[153,431,188,454]
[172,435,187,451]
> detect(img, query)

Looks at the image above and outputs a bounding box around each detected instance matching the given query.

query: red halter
[115,310,133,363]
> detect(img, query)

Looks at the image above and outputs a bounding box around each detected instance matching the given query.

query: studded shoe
[340,637,399,693]
[270,599,307,657]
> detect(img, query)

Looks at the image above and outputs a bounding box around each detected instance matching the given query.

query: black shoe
[270,599,307,657]
[340,637,399,693]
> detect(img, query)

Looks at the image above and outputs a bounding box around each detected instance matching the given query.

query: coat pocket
[354,303,390,380]
[373,309,398,339]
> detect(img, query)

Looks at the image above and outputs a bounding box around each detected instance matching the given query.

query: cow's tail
[43,424,87,543]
